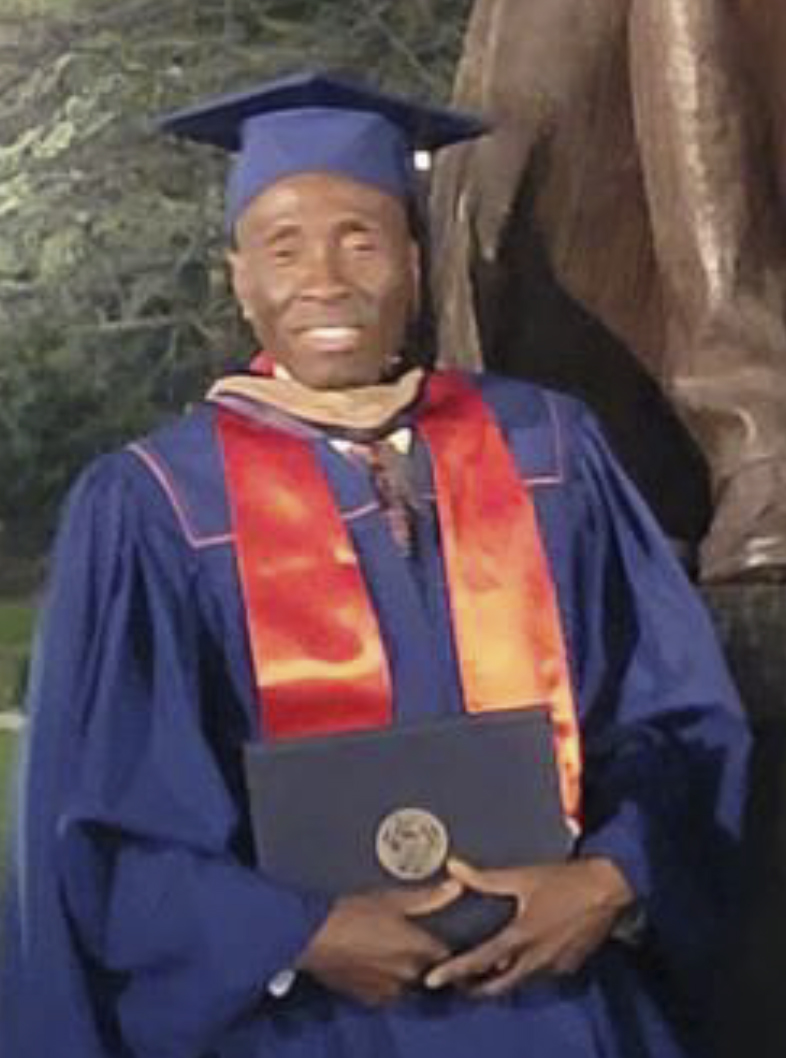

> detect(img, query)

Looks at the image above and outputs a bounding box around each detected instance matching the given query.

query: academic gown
[0,372,749,1058]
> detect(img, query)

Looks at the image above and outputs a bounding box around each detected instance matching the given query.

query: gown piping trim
[127,443,235,549]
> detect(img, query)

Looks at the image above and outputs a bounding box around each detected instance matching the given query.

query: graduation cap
[157,71,489,232]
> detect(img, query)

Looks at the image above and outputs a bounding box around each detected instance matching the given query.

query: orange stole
[217,372,582,822]
[217,415,393,737]
[418,374,581,822]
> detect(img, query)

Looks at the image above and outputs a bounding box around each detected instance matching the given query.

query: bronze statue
[432,0,786,582]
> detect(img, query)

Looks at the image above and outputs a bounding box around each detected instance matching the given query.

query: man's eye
[345,233,377,254]
[270,244,297,264]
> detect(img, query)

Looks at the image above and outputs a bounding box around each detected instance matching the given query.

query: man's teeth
[306,327,358,339]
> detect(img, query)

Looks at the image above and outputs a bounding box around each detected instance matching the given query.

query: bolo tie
[349,438,420,557]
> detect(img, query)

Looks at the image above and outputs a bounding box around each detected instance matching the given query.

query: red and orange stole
[217,371,582,824]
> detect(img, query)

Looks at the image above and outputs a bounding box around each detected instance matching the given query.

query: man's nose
[300,241,349,300]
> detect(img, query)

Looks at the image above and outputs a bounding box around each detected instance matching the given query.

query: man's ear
[226,249,253,322]
[408,238,422,319]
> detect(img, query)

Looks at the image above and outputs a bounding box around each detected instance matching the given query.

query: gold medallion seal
[375,807,450,882]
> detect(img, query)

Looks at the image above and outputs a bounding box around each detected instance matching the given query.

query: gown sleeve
[564,408,750,1001]
[2,452,330,1058]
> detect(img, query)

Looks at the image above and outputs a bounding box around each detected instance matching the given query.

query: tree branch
[358,0,443,92]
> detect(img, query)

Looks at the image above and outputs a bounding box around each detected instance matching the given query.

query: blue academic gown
[0,372,749,1058]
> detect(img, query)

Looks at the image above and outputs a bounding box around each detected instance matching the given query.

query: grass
[0,600,28,888]
[1,730,20,889]
[0,598,35,712]
[0,602,36,645]
[0,731,19,816]
[0,599,30,878]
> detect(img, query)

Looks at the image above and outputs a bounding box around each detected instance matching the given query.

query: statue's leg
[736,0,786,202]
[630,0,786,581]
[429,0,499,368]
[431,0,627,367]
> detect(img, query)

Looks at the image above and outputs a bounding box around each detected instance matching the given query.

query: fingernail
[424,972,443,990]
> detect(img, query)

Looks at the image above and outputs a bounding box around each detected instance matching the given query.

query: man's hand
[424,857,634,998]
[297,879,462,1006]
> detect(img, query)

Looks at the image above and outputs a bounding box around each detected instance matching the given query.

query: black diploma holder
[243,707,574,953]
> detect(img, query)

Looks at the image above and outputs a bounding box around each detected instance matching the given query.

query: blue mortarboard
[157,71,488,231]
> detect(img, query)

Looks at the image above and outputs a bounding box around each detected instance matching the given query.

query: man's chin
[287,354,388,391]
[304,373,385,392]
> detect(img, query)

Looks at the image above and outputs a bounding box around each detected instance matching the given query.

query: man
[0,72,749,1058]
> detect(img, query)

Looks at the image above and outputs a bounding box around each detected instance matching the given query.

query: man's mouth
[298,325,363,351]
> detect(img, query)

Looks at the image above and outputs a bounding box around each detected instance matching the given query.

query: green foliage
[0,0,472,556]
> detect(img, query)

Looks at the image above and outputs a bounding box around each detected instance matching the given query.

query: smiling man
[0,73,749,1058]
[230,172,419,390]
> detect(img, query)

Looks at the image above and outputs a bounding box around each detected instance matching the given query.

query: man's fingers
[391,878,463,917]
[447,857,522,897]
[464,951,538,998]
[423,929,515,990]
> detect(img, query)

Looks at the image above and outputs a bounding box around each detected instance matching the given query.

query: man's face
[229,172,420,390]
